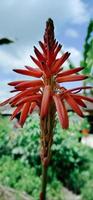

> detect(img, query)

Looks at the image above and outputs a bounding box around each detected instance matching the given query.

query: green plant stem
[83,79,87,96]
[40,87,56,200]
[40,165,48,200]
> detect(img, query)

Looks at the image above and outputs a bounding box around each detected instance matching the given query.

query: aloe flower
[0,18,93,200]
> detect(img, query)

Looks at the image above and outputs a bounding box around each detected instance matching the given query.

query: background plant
[0,113,93,196]
[81,19,93,95]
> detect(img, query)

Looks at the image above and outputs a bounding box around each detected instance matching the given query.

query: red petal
[70,86,92,94]
[10,89,20,93]
[31,55,50,76]
[39,41,46,55]
[16,94,42,105]
[9,87,40,104]
[25,66,37,71]
[53,44,62,58]
[30,55,43,70]
[13,68,42,78]
[40,85,51,118]
[0,98,11,106]
[71,95,87,108]
[60,86,92,97]
[29,102,36,114]
[53,94,69,129]
[52,41,58,51]
[10,104,23,120]
[56,66,84,78]
[15,80,44,90]
[8,81,25,86]
[72,94,93,103]
[51,52,70,74]
[48,44,62,67]
[56,75,88,83]
[41,61,51,77]
[64,94,84,117]
[19,102,31,127]
[10,98,22,107]
[25,65,42,76]
[34,46,45,62]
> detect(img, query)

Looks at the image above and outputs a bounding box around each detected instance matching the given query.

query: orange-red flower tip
[56,75,88,83]
[34,46,45,62]
[39,41,46,55]
[51,52,70,74]
[15,80,44,90]
[8,81,25,86]
[10,104,23,120]
[53,94,69,129]
[29,102,36,114]
[19,102,31,127]
[13,68,42,78]
[56,66,84,78]
[0,98,11,106]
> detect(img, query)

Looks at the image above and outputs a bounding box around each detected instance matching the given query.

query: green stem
[40,99,56,200]
[83,79,87,96]
[40,165,48,200]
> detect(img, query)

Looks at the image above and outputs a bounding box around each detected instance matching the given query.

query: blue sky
[0,0,93,100]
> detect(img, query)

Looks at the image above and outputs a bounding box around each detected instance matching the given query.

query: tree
[0,38,13,45]
[81,20,93,95]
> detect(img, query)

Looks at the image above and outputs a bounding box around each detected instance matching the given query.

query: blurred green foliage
[0,156,64,200]
[0,112,93,198]
[81,179,93,200]
[82,20,93,72]
[81,19,93,94]
[52,117,92,193]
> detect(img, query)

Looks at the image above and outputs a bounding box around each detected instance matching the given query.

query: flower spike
[0,18,93,129]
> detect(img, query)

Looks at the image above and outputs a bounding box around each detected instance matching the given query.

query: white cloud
[58,47,82,67]
[0,0,90,99]
[0,46,34,73]
[67,0,89,24]
[0,0,90,65]
[0,81,12,101]
[66,47,82,66]
[0,49,22,70]
[59,47,83,89]
[65,28,79,38]
[0,0,90,43]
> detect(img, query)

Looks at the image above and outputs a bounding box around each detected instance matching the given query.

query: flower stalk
[40,164,48,200]
[40,91,56,199]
